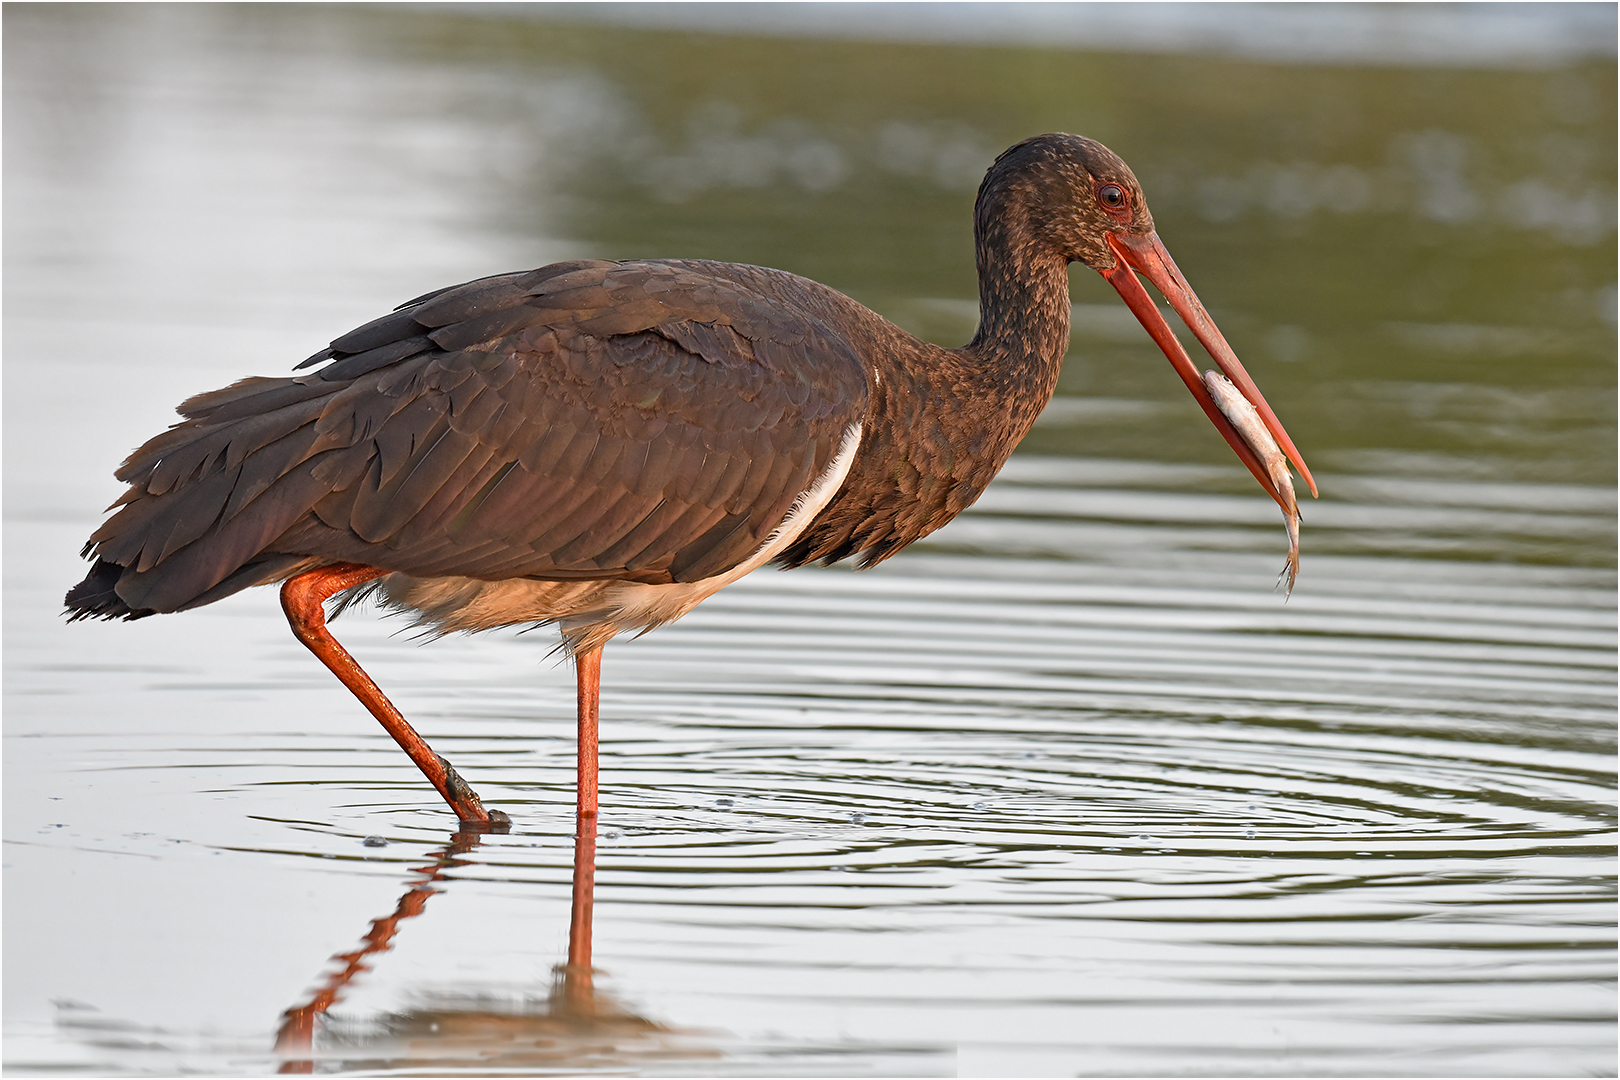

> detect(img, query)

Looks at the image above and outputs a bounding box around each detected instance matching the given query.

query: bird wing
[83,260,869,615]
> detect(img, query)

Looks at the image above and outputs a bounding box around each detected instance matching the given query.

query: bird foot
[460,808,512,834]
[436,754,510,832]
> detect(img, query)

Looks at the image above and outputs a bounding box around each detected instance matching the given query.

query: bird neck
[961,211,1072,386]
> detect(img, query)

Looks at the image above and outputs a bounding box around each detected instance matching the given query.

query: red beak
[1100,231,1316,509]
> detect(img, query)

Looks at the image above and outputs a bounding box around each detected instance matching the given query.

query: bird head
[977,133,1155,271]
[978,133,1316,509]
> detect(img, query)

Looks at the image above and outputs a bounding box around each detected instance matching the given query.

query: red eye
[1098,183,1128,211]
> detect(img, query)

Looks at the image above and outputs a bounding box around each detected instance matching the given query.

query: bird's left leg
[280,563,510,828]
[566,644,603,977]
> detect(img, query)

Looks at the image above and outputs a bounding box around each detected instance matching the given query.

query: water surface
[5,6,1614,1076]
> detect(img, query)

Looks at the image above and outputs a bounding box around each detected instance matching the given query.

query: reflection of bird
[274,826,666,1074]
[65,134,1313,829]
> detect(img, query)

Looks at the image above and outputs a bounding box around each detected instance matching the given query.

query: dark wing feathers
[313,336,436,382]
[669,512,754,580]
[426,305,546,353]
[70,259,870,619]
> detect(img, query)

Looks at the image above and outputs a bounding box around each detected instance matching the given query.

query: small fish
[1202,370,1299,597]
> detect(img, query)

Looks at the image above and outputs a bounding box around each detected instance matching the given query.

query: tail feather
[65,552,316,622]
[64,559,152,621]
[77,371,367,615]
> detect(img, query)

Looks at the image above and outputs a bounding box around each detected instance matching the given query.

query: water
[5,6,1614,1076]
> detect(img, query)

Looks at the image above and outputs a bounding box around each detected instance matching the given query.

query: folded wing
[70,259,869,619]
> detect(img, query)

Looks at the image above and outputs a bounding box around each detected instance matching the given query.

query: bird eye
[1098,183,1128,210]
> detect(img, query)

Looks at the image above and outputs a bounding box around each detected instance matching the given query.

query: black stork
[65,134,1315,832]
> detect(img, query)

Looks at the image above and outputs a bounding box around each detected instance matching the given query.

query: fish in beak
[1202,369,1300,597]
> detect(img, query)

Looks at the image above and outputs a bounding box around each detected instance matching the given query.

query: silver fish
[1202,370,1299,597]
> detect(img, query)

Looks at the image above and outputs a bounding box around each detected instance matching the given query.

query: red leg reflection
[274,828,486,1072]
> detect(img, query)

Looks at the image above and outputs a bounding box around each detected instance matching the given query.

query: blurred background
[6,4,1615,1076]
[9,3,1616,510]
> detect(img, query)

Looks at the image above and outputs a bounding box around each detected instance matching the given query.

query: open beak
[1100,231,1316,509]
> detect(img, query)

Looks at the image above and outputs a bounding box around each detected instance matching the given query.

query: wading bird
[66,134,1314,832]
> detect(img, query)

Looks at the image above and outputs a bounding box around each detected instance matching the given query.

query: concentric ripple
[10,457,1611,1075]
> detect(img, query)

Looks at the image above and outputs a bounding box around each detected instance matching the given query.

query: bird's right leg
[280,564,509,828]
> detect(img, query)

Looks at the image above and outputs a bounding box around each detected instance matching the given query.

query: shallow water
[5,6,1615,1076]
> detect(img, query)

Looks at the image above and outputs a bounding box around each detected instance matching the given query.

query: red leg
[566,645,602,978]
[280,564,508,828]
[575,645,602,820]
